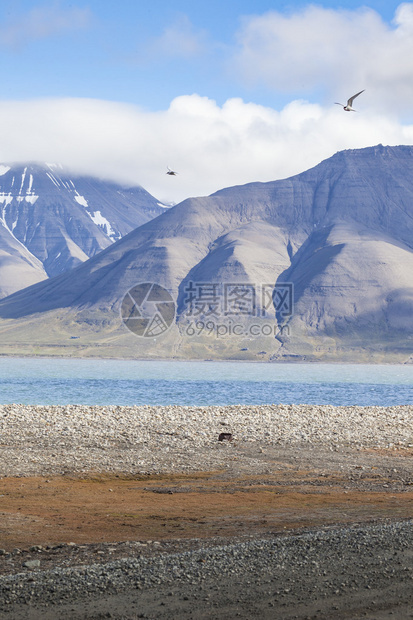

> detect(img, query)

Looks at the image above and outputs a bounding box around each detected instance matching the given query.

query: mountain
[0,144,412,362]
[0,222,47,299]
[0,162,165,296]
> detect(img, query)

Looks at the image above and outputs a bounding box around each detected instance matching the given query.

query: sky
[1,0,413,203]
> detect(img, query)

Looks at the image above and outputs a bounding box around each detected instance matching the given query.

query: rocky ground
[0,404,412,619]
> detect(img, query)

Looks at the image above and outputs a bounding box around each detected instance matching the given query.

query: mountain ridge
[0,162,165,297]
[0,145,412,362]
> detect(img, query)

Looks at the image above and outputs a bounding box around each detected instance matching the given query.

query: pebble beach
[0,403,412,476]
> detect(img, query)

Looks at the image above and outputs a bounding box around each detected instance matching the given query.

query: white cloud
[232,3,413,116]
[0,95,412,204]
[0,3,92,49]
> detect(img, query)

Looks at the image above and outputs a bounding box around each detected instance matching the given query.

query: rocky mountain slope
[0,162,165,297]
[0,222,47,299]
[0,145,411,361]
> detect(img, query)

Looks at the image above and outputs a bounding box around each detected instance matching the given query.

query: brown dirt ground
[1,450,412,555]
[1,446,413,619]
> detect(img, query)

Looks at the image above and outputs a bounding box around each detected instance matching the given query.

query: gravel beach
[1,403,413,619]
[1,403,412,476]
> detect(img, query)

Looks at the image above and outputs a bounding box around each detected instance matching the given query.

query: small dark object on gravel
[218,433,233,442]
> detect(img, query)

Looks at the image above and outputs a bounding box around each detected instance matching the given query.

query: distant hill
[0,145,412,362]
[0,162,165,297]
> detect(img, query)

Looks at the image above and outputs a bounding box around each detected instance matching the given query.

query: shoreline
[0,352,412,365]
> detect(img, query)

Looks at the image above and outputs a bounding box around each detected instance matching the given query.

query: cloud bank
[0,94,412,203]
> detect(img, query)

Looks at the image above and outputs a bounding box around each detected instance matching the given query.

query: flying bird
[166,166,178,176]
[335,90,365,112]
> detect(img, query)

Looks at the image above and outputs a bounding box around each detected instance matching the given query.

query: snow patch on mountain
[89,210,116,239]
[0,166,10,176]
[24,195,38,204]
[19,168,27,194]
[46,163,63,171]
[46,172,61,188]
[74,194,88,208]
[0,193,13,205]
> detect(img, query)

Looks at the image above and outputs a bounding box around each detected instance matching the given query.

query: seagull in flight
[166,166,178,176]
[335,90,365,112]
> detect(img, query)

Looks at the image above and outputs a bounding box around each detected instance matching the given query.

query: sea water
[0,358,412,406]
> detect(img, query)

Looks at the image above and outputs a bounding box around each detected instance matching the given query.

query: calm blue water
[0,358,412,406]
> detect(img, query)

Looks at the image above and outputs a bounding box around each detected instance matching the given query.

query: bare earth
[0,404,413,618]
[1,444,413,618]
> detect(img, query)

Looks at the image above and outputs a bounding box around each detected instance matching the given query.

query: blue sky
[0,0,405,108]
[1,1,413,202]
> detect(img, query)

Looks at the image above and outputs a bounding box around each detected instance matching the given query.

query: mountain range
[0,145,412,362]
[0,162,165,297]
